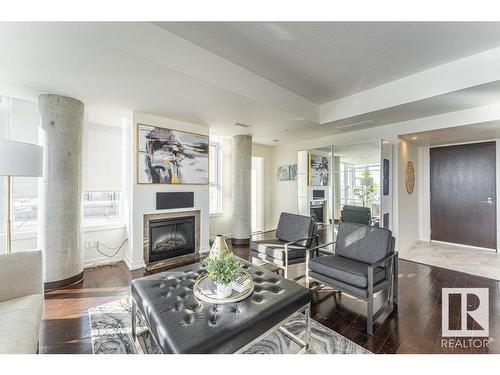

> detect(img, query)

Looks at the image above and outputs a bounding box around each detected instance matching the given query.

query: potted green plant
[354,169,378,207]
[204,253,244,298]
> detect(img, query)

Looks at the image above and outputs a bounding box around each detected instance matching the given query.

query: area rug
[88,297,370,354]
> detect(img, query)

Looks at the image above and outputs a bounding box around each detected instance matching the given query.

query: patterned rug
[88,297,370,354]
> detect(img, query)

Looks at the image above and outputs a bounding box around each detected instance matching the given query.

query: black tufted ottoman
[131,258,311,353]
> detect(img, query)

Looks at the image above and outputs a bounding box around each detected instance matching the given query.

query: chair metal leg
[303,307,311,350]
[393,253,399,305]
[367,293,374,335]
[305,249,310,288]
[283,244,289,279]
[367,267,374,335]
[131,297,137,339]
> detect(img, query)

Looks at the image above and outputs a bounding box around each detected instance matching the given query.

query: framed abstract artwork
[289,164,298,181]
[308,154,329,186]
[137,124,209,184]
[277,165,290,181]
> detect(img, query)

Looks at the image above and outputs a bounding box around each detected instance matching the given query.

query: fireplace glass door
[148,216,195,263]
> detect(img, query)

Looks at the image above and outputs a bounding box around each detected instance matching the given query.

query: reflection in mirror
[297,146,333,228]
[332,141,381,227]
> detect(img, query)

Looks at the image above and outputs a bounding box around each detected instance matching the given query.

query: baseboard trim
[124,257,146,271]
[44,271,84,291]
[431,240,497,253]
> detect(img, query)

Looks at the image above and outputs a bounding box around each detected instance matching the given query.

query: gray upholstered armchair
[250,212,318,279]
[341,205,378,226]
[305,222,398,335]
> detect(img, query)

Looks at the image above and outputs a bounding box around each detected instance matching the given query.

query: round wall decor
[405,161,415,194]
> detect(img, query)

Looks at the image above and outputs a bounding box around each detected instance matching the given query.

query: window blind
[83,123,123,192]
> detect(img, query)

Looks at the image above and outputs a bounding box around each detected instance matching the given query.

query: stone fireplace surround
[143,210,201,270]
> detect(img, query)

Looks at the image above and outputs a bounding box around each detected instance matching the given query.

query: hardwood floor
[40,244,500,354]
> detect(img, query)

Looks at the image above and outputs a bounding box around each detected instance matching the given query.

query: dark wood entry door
[430,141,496,249]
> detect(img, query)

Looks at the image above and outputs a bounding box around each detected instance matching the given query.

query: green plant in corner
[204,253,244,286]
[354,169,378,207]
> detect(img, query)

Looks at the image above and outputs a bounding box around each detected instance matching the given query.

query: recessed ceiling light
[412,136,419,140]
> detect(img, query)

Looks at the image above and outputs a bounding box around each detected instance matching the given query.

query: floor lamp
[0,139,43,253]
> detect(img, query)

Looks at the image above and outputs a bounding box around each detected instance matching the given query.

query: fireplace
[310,201,325,223]
[148,216,195,263]
[144,210,201,269]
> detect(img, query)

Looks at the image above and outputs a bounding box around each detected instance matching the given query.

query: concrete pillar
[38,94,84,289]
[232,135,252,244]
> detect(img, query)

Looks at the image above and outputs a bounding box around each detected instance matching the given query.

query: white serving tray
[193,272,254,304]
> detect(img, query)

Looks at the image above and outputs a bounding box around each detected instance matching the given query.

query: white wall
[397,138,420,251]
[125,112,210,270]
[271,144,300,226]
[0,225,128,267]
[418,146,431,242]
[252,143,274,231]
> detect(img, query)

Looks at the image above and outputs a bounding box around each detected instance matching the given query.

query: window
[0,97,40,234]
[83,192,122,224]
[339,163,380,210]
[0,96,125,234]
[209,138,223,215]
[83,123,124,225]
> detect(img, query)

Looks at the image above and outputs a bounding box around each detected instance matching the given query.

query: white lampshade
[0,139,43,177]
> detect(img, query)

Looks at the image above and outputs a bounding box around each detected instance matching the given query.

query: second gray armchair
[250,212,318,279]
[305,222,398,335]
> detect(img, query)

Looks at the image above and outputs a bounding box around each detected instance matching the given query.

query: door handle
[480,197,496,204]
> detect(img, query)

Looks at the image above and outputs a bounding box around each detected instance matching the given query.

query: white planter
[215,283,233,298]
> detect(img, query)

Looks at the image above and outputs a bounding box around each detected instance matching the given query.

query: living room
[1,1,500,372]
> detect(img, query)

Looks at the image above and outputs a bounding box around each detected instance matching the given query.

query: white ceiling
[0,22,325,145]
[157,22,500,104]
[2,22,500,146]
[401,121,500,147]
[325,80,500,131]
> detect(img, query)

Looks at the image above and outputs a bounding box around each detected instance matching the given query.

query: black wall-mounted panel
[383,159,390,196]
[383,213,390,229]
[156,192,194,210]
